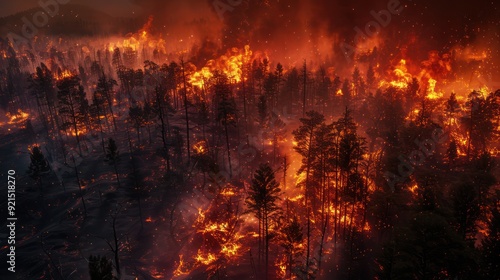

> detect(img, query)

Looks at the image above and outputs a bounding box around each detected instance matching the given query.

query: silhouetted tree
[480,196,500,279]
[214,73,237,178]
[280,216,304,279]
[293,110,325,272]
[57,73,87,155]
[105,138,121,188]
[246,163,281,279]
[128,104,144,145]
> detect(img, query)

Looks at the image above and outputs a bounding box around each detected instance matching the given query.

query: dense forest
[0,2,499,279]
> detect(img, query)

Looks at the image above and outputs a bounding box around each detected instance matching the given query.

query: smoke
[130,0,224,48]
[215,0,498,62]
[197,0,499,78]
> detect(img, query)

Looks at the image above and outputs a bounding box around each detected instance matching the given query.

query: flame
[66,126,88,137]
[288,194,304,202]
[173,255,189,277]
[197,222,229,234]
[190,45,253,88]
[220,243,241,257]
[220,187,236,197]
[193,141,207,154]
[426,78,443,99]
[6,109,29,125]
[194,250,216,265]
[409,184,418,194]
[294,172,306,187]
[57,70,74,81]
[106,17,166,56]
[276,256,288,279]
[379,59,413,89]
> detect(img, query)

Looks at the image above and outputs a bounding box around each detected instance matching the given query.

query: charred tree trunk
[181,59,191,163]
[156,86,171,172]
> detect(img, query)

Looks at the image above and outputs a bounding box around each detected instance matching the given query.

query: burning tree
[292,110,325,272]
[279,216,304,279]
[56,72,89,155]
[213,72,237,178]
[28,63,58,132]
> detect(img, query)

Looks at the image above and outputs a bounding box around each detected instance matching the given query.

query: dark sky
[1,0,498,63]
[0,0,138,17]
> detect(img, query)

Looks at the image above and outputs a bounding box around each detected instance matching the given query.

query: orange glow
[409,184,419,195]
[197,222,229,234]
[379,59,413,89]
[57,70,74,81]
[426,78,443,99]
[194,250,216,265]
[220,187,236,197]
[6,109,29,125]
[190,45,253,87]
[66,127,88,137]
[107,17,166,56]
[276,257,287,279]
[288,193,304,202]
[193,141,207,154]
[220,243,241,257]
[173,255,189,277]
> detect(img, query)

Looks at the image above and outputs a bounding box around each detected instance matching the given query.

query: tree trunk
[181,59,191,163]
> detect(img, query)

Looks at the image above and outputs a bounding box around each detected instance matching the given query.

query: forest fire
[0,1,499,279]
[379,59,413,89]
[190,45,253,87]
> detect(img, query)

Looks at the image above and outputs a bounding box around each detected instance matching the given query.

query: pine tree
[105,138,121,188]
[214,72,237,178]
[128,105,144,145]
[246,163,281,279]
[95,73,118,131]
[28,63,58,132]
[280,216,304,279]
[293,110,325,272]
[57,73,88,155]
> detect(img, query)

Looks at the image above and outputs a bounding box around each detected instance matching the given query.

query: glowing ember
[6,109,29,125]
[193,141,207,154]
[173,255,189,277]
[57,70,74,80]
[194,250,216,265]
[409,184,419,194]
[220,243,241,257]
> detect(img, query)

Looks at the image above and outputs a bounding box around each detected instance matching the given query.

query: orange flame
[190,45,253,88]
[379,59,413,89]
[6,109,29,125]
